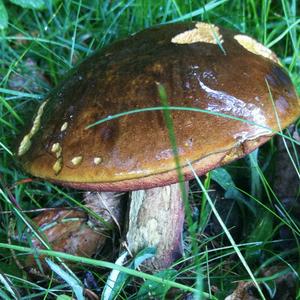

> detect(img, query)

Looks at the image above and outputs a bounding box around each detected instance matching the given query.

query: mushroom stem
[84,191,125,234]
[126,182,186,270]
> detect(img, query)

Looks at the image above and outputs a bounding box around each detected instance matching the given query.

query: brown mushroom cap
[17,22,300,191]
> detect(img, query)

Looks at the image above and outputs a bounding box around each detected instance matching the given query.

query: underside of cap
[43,135,271,191]
[17,22,300,191]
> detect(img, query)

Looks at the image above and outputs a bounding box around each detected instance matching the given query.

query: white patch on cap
[53,157,63,174]
[51,143,60,153]
[234,34,279,64]
[51,142,62,158]
[51,142,63,174]
[17,135,31,157]
[18,100,48,156]
[93,157,102,165]
[60,122,68,132]
[71,156,83,166]
[30,100,48,136]
[171,22,223,45]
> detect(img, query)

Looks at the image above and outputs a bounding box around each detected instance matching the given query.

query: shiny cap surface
[17,22,300,191]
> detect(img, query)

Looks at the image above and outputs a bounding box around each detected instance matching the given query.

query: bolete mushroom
[24,193,124,272]
[17,22,300,269]
[25,209,106,271]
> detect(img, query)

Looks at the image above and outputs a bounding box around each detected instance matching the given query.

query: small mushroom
[25,209,106,272]
[24,192,125,272]
[17,22,300,270]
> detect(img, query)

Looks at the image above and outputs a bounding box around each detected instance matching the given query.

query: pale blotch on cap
[53,157,63,174]
[60,122,68,132]
[93,157,102,165]
[51,142,62,158]
[171,22,223,45]
[234,34,279,64]
[51,143,60,153]
[71,156,83,166]
[17,100,48,156]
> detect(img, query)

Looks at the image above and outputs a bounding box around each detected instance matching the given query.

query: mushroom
[25,209,107,272]
[24,193,125,273]
[17,22,300,270]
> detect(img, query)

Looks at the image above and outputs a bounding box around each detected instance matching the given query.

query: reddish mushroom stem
[85,185,186,270]
[126,183,186,270]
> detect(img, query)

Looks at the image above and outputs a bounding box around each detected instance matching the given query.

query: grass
[0,0,299,299]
